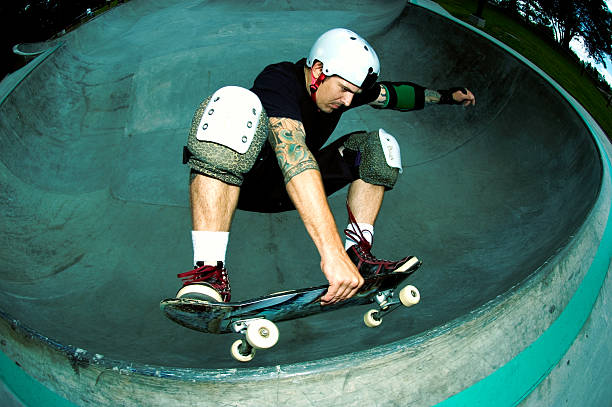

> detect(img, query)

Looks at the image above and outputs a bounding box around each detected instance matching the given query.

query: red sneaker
[344,204,420,278]
[176,261,231,302]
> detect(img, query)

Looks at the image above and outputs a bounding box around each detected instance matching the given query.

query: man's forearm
[268,117,345,261]
[267,119,362,303]
[285,169,346,261]
[371,82,474,110]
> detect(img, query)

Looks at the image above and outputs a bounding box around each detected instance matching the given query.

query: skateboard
[160,263,421,362]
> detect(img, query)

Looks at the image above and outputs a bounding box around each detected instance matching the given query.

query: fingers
[320,286,338,305]
[320,274,364,306]
[452,88,476,106]
[465,91,476,106]
[347,274,364,298]
[461,89,476,106]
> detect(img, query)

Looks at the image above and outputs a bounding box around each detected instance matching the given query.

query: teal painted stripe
[0,350,76,407]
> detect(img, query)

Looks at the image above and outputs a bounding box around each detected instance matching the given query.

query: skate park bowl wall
[1,0,611,405]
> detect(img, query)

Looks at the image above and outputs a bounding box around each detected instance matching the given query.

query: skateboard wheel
[364,309,382,328]
[231,339,255,362]
[245,319,279,349]
[399,285,420,307]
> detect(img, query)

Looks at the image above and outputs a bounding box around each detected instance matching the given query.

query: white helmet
[306,28,380,90]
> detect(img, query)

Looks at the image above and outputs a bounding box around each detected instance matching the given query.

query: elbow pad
[379,81,426,111]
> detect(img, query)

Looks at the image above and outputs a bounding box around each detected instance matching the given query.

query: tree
[579,1,612,66]
[523,0,612,66]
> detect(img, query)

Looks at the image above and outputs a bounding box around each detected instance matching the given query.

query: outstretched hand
[320,253,364,305]
[453,88,476,106]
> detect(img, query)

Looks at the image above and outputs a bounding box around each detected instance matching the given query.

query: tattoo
[425,89,441,104]
[369,84,388,107]
[268,117,319,184]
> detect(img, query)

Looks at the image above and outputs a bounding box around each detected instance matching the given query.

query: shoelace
[177,263,229,288]
[343,201,373,251]
[343,201,402,268]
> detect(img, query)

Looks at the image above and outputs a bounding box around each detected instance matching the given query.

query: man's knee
[184,86,268,186]
[343,129,402,189]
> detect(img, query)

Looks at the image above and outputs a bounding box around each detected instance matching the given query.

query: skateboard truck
[375,289,394,309]
[230,318,280,362]
[364,285,420,328]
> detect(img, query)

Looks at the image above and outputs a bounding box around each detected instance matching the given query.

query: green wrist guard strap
[379,81,426,111]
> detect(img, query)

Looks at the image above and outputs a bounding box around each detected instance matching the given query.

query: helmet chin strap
[309,70,326,103]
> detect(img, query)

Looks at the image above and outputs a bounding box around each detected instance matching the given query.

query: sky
[571,0,612,87]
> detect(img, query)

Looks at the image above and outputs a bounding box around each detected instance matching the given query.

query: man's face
[315,75,362,113]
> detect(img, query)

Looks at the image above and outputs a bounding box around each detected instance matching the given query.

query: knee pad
[185,86,268,186]
[343,128,402,189]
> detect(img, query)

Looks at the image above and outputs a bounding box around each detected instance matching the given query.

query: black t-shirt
[238,58,379,211]
[249,58,380,154]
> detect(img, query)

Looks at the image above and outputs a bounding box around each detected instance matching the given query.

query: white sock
[345,223,374,250]
[192,231,229,266]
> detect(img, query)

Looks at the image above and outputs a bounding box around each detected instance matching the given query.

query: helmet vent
[350,36,357,40]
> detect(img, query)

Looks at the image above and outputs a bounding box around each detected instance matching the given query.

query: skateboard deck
[161,263,421,361]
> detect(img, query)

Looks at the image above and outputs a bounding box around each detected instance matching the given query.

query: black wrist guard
[438,87,468,105]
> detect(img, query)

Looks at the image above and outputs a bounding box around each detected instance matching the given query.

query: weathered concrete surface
[0,0,611,405]
[520,262,612,407]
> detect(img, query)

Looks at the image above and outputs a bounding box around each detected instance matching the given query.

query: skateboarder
[177,28,475,305]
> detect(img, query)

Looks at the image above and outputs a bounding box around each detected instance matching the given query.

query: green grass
[94,0,124,16]
[435,0,612,140]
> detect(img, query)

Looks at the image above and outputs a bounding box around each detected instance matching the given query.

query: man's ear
[311,60,324,78]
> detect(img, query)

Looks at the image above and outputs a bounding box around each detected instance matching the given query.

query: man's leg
[312,131,386,241]
[189,173,239,268]
[339,129,396,250]
[191,174,240,232]
[341,130,420,275]
[346,178,384,225]
[344,179,383,251]
[178,86,269,301]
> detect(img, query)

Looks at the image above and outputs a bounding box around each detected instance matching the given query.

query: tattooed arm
[268,117,364,304]
[268,117,319,183]
[368,83,389,107]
